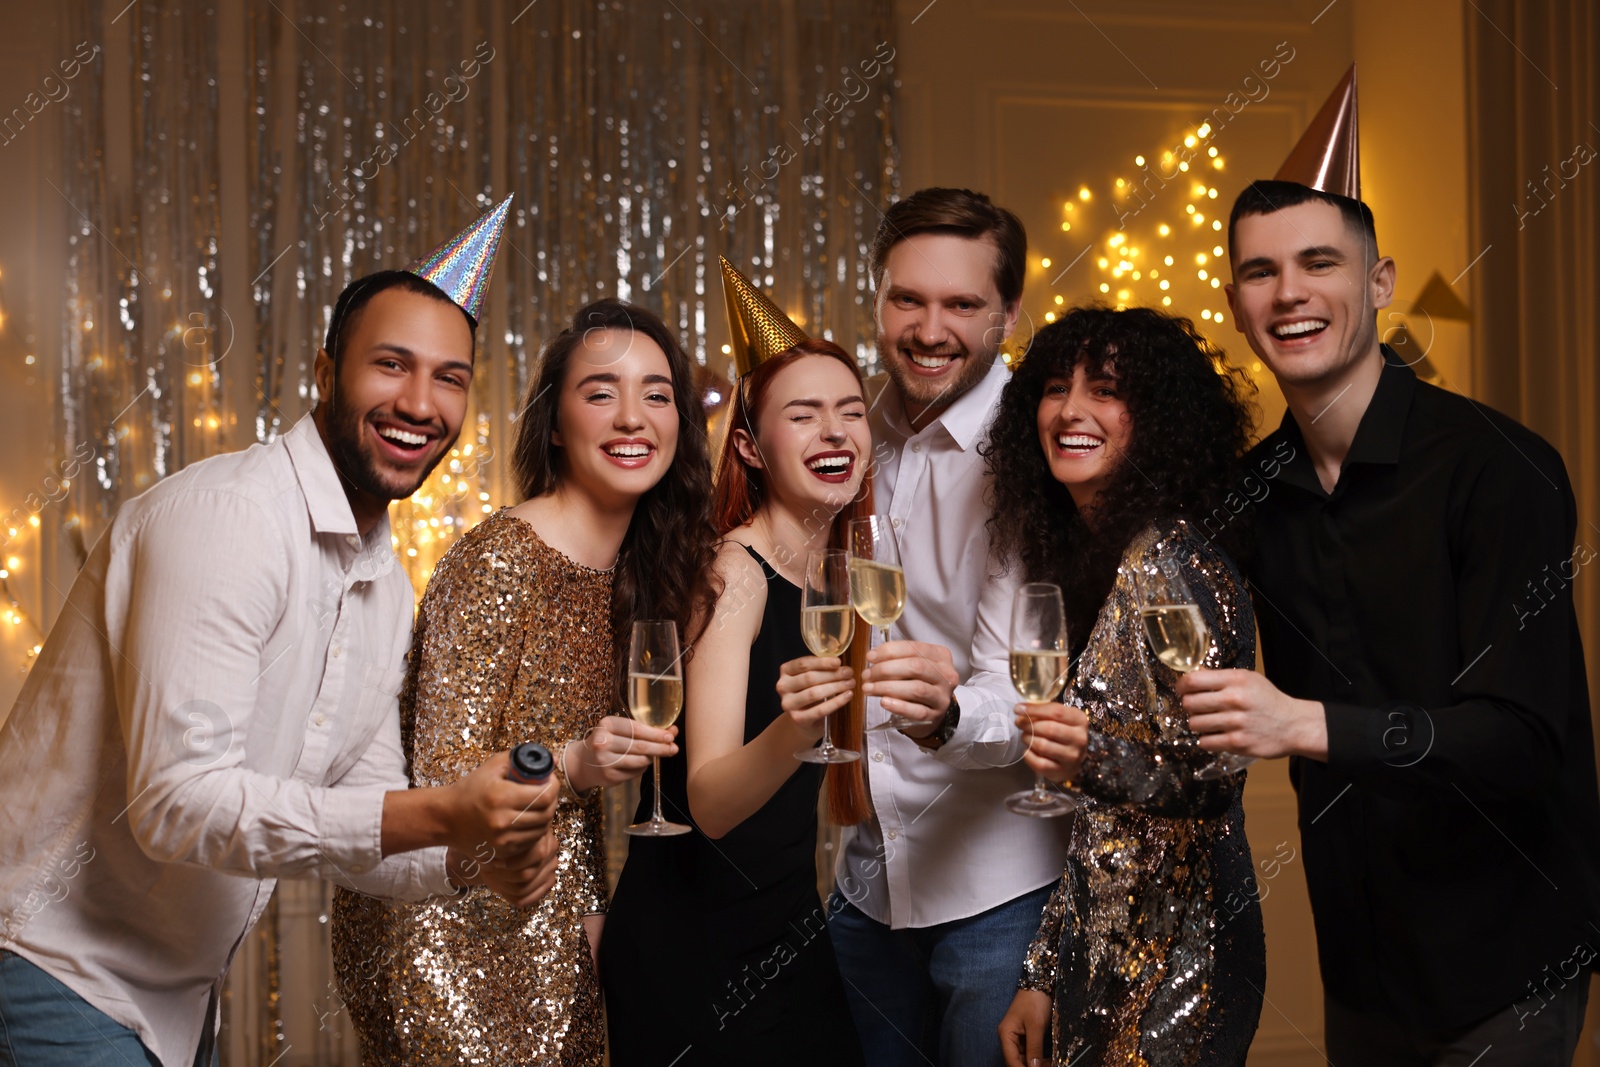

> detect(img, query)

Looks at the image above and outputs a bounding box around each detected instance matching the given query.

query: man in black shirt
[1181,176,1600,1064]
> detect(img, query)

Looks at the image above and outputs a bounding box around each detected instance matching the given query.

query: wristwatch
[907,697,960,749]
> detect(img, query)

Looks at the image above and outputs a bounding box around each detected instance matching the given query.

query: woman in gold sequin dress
[988,307,1266,1067]
[330,300,717,1067]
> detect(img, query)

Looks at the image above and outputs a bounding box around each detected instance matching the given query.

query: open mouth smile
[803,450,856,484]
[372,421,438,464]
[601,438,657,469]
[902,348,961,375]
[1055,432,1105,457]
[1270,318,1329,345]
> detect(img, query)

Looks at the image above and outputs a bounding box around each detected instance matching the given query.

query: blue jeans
[829,883,1054,1067]
[0,950,215,1067]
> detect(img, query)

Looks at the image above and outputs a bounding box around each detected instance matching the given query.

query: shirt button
[872,751,885,763]
[330,645,343,658]
[315,714,327,727]
[910,442,922,453]
[346,534,361,549]
[886,829,899,841]
[890,517,902,529]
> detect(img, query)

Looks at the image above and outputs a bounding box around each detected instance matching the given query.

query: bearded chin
[886,337,997,406]
[324,396,448,504]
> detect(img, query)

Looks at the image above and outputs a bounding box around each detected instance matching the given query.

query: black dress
[601,545,864,1066]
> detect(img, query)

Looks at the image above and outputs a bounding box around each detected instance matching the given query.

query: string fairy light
[1035,122,1243,353]
[0,546,49,673]
[0,264,46,670]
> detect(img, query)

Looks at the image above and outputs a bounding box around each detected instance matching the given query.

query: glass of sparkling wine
[847,516,912,733]
[625,620,692,836]
[797,550,863,765]
[1135,557,1255,780]
[1005,582,1079,817]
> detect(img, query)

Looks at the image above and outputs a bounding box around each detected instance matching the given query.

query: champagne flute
[1135,556,1255,779]
[796,550,863,765]
[625,620,692,836]
[847,516,913,733]
[1005,582,1079,817]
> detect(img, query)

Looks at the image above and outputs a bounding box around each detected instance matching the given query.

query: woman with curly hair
[331,299,718,1066]
[992,306,1266,1067]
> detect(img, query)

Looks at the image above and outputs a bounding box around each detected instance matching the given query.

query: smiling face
[735,354,869,520]
[551,327,680,510]
[1036,361,1133,512]
[1225,199,1395,394]
[314,286,473,511]
[875,232,1018,425]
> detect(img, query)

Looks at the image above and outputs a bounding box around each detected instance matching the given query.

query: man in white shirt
[0,258,560,1067]
[832,188,1072,1067]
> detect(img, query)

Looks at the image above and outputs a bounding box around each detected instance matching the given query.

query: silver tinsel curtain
[57,1,896,1063]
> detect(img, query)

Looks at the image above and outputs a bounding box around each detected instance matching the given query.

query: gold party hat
[1275,64,1361,200]
[720,256,809,377]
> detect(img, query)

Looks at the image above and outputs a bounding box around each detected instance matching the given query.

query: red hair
[711,339,872,825]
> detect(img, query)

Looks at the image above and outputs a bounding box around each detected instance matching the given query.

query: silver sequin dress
[1020,520,1265,1066]
[330,511,613,1066]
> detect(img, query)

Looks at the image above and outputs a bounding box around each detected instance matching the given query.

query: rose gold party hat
[1275,64,1361,200]
[407,195,512,324]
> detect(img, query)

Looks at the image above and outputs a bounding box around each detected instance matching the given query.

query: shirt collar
[284,413,363,539]
[882,356,1010,452]
[1272,346,1416,493]
[1342,347,1416,467]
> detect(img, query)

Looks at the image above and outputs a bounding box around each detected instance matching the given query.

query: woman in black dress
[601,327,870,1066]
[990,307,1267,1066]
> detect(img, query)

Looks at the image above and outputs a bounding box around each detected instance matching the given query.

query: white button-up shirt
[0,415,452,1067]
[839,358,1071,929]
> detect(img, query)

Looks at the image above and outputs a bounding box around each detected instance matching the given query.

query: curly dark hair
[510,299,719,708]
[981,305,1256,647]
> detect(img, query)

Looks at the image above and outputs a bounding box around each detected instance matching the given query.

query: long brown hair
[711,338,872,825]
[511,299,719,709]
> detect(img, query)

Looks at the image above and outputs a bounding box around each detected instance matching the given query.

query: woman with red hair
[602,334,871,1065]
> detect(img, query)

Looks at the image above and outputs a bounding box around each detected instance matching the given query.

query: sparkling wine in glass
[1135,555,1254,779]
[1005,583,1079,818]
[625,620,692,836]
[847,516,914,733]
[797,550,862,765]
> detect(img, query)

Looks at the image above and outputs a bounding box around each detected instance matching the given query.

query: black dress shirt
[1246,350,1600,1036]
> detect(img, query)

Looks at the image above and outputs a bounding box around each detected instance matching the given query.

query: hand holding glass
[796,550,862,764]
[1005,583,1079,817]
[625,620,692,836]
[847,516,914,733]
[1135,556,1255,779]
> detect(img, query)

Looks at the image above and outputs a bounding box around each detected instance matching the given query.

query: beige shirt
[841,358,1071,928]
[0,414,452,1067]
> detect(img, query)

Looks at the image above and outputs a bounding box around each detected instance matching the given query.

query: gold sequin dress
[1020,520,1265,1066]
[331,510,613,1066]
